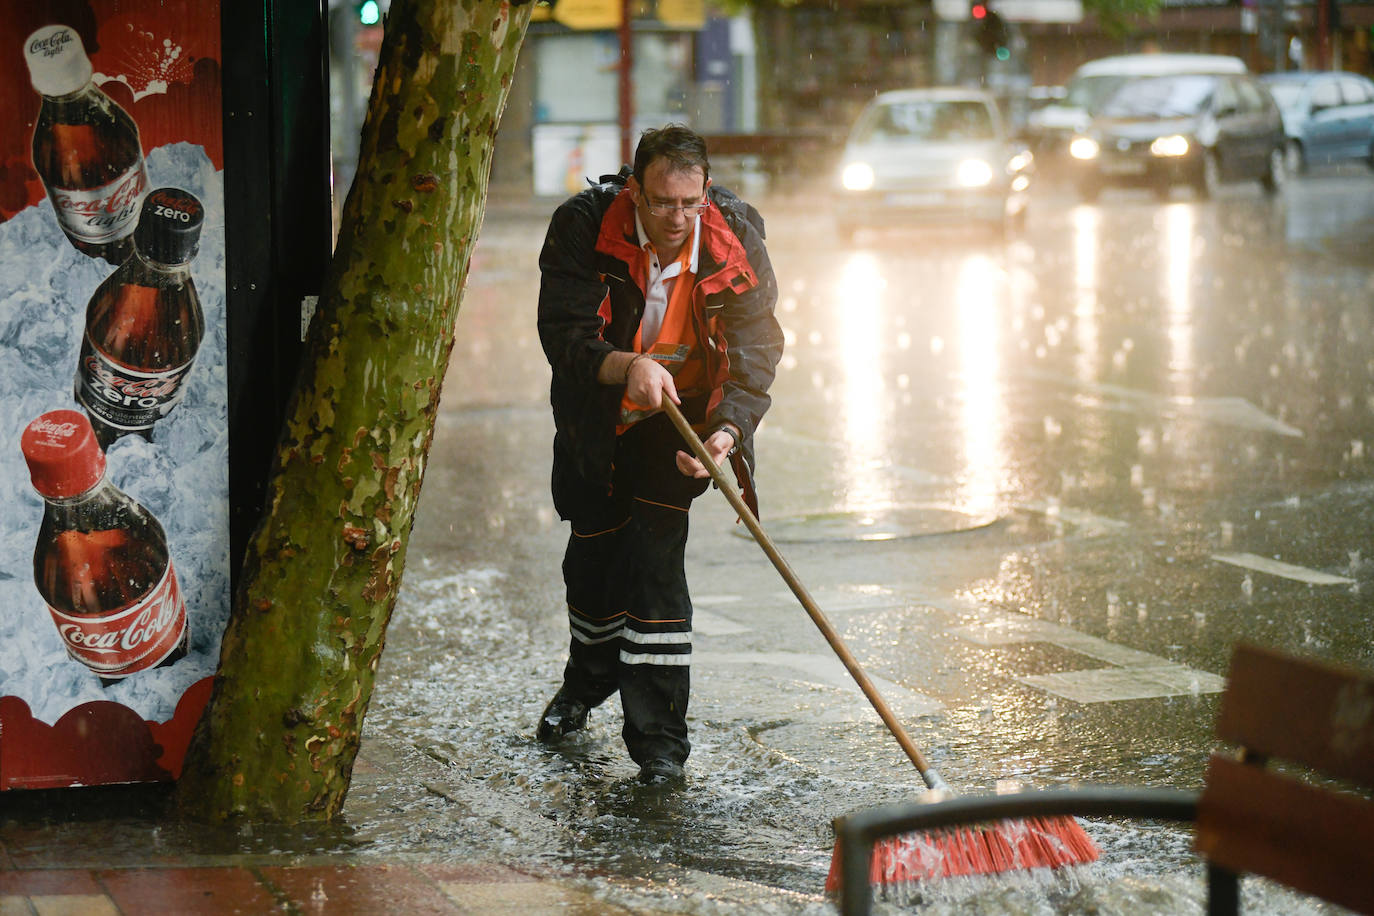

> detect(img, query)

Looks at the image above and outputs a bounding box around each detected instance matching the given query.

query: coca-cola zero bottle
[21,409,188,685]
[74,187,205,448]
[25,24,150,264]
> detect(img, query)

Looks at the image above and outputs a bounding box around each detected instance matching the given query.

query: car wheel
[1076,178,1101,203]
[1285,139,1306,176]
[1195,151,1221,199]
[1151,181,1173,201]
[1261,147,1286,195]
[836,221,859,244]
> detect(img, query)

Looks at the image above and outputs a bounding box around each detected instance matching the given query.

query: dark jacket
[537,170,783,512]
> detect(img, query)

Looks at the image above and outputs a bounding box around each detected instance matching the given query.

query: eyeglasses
[644,200,709,218]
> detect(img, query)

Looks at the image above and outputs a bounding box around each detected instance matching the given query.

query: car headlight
[841,162,875,191]
[1069,136,1100,160]
[1008,150,1033,173]
[957,159,994,188]
[1150,134,1190,158]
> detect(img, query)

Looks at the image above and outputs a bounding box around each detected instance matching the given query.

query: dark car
[1068,72,1287,201]
[1260,71,1374,174]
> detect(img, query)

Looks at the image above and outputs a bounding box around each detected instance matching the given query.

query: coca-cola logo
[57,168,147,218]
[83,355,185,399]
[51,566,185,673]
[29,417,80,440]
[29,29,74,59]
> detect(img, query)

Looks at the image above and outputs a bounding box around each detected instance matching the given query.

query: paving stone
[30,894,120,916]
[99,867,281,915]
[263,864,459,915]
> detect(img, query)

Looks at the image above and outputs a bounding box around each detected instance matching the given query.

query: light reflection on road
[832,251,892,512]
[1162,203,1196,398]
[954,253,1008,519]
[1072,204,1100,386]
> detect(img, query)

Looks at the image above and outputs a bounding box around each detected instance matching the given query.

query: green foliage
[1085,0,1162,38]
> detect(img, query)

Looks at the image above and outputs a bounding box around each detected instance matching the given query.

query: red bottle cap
[21,410,106,499]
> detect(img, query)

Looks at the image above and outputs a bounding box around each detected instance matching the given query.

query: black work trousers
[555,409,710,766]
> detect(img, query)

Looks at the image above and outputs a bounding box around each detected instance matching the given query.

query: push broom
[661,400,1100,891]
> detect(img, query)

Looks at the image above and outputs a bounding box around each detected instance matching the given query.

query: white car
[834,87,1033,241]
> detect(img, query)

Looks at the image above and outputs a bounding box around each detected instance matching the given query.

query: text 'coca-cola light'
[25,24,150,265]
[21,409,188,684]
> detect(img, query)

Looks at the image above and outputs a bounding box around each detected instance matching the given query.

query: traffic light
[971,4,1011,60]
[358,0,381,25]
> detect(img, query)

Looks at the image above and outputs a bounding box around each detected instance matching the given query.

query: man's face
[628,160,709,259]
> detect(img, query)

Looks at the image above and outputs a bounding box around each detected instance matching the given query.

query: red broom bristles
[824,814,1100,892]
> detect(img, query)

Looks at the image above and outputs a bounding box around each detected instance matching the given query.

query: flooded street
[354,170,1374,913]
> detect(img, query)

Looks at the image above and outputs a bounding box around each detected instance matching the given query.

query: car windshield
[852,100,995,142]
[1098,75,1217,118]
[1065,74,1133,114]
[1265,82,1303,110]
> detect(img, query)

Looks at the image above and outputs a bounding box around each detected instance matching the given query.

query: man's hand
[676,427,737,479]
[626,353,678,408]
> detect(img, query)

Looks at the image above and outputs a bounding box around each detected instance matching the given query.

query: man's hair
[632,124,710,186]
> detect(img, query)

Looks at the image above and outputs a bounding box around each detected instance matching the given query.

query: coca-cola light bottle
[74,187,205,448]
[25,24,149,264]
[21,410,188,685]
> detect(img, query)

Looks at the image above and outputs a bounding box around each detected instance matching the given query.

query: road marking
[1015,499,1127,535]
[1019,665,1226,704]
[951,609,1225,702]
[1024,371,1304,437]
[1211,552,1355,585]
[692,607,752,636]
[696,650,943,717]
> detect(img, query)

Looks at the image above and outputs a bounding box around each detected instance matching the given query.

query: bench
[833,642,1374,915]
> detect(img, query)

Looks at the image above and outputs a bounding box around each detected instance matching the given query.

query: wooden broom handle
[662,399,938,785]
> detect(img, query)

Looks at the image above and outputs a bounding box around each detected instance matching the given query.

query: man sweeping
[534,124,783,784]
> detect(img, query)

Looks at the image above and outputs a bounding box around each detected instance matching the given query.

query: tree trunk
[176,0,532,822]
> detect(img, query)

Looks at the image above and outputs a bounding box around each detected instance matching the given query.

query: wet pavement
[5,171,1374,914]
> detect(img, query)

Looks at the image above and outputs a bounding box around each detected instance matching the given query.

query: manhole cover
[734,505,1001,543]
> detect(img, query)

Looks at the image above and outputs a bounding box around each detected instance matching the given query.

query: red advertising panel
[0,1,226,789]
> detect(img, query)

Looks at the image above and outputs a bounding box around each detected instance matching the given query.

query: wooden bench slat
[1215,643,1374,787]
[1196,754,1374,916]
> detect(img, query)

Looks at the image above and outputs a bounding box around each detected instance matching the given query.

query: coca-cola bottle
[74,187,205,449]
[21,410,188,686]
[25,24,149,265]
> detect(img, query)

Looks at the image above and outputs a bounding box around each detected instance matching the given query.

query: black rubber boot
[535,688,589,743]
[637,758,685,785]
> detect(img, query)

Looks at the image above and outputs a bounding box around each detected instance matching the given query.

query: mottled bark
[177,0,532,822]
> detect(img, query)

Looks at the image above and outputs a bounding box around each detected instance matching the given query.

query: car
[1026,53,1247,162]
[1260,70,1374,174]
[1067,71,1287,201]
[833,87,1033,240]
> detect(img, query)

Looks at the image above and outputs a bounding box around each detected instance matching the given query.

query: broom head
[825,814,1100,891]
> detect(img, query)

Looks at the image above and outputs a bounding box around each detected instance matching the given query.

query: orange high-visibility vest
[618,241,709,431]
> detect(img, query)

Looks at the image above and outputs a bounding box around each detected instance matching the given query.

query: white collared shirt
[634,211,701,347]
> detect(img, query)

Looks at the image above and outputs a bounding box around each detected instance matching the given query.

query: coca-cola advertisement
[0,1,226,789]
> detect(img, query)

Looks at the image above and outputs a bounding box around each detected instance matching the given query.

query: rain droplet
[1241,574,1254,597]
[1220,521,1234,545]
[1130,464,1145,488]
